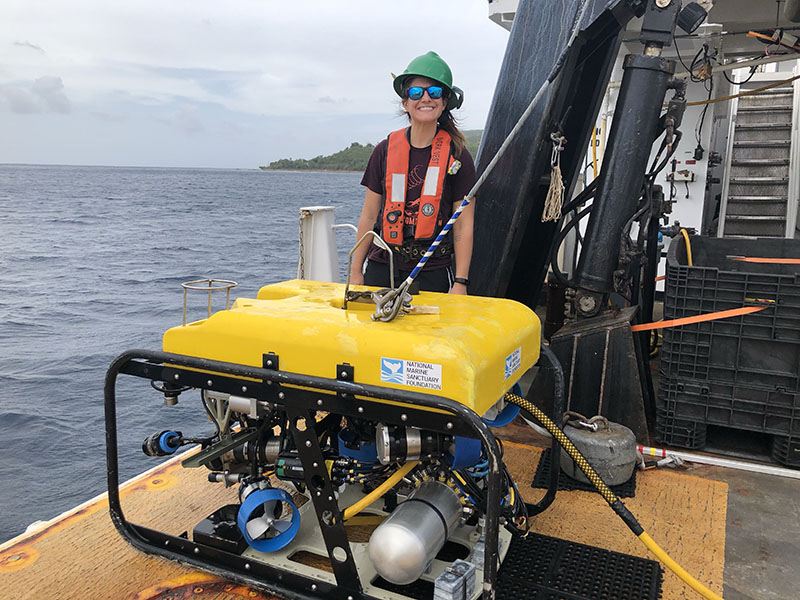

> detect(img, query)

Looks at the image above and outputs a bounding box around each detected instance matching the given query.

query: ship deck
[2,423,797,600]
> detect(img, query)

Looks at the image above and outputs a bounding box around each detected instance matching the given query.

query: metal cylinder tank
[367,480,462,585]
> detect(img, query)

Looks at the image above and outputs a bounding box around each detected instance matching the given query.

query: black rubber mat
[372,531,663,600]
[497,532,663,600]
[531,447,638,498]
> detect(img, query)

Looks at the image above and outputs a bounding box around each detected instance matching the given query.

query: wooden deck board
[0,455,249,600]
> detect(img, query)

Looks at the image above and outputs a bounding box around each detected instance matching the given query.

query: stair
[718,87,797,238]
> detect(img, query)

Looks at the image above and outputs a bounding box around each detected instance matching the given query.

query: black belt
[394,242,453,262]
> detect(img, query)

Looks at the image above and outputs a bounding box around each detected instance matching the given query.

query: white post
[298,206,339,282]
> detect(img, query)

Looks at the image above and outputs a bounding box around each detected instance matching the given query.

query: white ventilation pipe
[297,206,339,282]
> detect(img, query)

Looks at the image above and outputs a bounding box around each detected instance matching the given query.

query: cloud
[216,119,245,136]
[90,110,126,122]
[161,104,204,134]
[0,76,71,114]
[13,40,44,52]
[143,65,254,98]
[32,76,71,113]
[0,85,41,113]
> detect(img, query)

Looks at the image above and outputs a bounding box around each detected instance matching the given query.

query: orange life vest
[381,128,457,247]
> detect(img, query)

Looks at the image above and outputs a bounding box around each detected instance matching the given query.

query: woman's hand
[449,281,467,295]
[350,271,364,286]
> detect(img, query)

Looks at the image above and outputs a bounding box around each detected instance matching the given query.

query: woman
[350,51,476,294]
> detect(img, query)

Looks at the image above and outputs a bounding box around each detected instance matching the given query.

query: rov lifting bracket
[104,349,509,600]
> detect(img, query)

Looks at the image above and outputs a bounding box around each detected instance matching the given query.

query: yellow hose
[638,532,723,600]
[591,126,598,179]
[663,75,800,109]
[505,393,723,600]
[680,228,693,266]
[686,73,800,106]
[343,460,418,520]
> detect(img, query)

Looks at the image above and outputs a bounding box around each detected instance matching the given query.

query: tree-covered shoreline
[260,130,482,172]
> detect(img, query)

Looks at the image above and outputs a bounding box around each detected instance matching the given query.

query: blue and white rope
[405,194,473,283]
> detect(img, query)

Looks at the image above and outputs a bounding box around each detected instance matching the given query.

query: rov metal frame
[104,349,508,600]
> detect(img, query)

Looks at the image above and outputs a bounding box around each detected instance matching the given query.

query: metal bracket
[181,428,260,469]
[336,363,354,383]
[286,404,363,595]
[263,352,279,371]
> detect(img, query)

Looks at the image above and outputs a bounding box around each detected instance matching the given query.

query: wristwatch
[453,277,470,286]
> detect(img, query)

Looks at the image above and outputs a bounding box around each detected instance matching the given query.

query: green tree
[261,131,483,172]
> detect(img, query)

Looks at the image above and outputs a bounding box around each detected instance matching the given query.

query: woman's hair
[437,111,466,158]
[400,79,467,157]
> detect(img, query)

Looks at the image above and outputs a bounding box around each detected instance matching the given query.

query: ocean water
[0,164,363,542]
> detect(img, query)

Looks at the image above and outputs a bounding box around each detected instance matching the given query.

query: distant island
[260,130,483,172]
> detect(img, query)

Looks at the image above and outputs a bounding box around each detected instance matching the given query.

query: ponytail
[438,111,467,158]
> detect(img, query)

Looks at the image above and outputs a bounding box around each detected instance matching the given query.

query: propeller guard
[237,487,300,552]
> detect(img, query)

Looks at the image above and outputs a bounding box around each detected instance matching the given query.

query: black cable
[549,203,594,286]
[501,463,529,534]
[455,468,488,508]
[673,33,695,78]
[560,177,598,216]
[523,345,564,519]
[674,38,708,83]
[649,131,683,179]
[648,130,669,175]
[620,204,650,258]
[689,45,707,81]
[695,76,713,152]
[547,181,598,286]
[723,66,757,86]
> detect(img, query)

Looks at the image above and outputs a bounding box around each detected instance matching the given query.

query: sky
[0,1,511,168]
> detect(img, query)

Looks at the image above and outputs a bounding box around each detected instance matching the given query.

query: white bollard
[298,206,339,282]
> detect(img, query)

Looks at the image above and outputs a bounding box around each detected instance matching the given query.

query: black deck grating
[531,448,638,497]
[499,533,663,600]
[373,532,663,600]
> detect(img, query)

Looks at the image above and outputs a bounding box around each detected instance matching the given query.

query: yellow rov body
[163,279,541,415]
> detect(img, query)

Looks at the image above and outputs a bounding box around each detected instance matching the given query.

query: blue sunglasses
[406,85,444,100]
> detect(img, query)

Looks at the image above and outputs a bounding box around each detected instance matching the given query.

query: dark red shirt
[360,134,476,271]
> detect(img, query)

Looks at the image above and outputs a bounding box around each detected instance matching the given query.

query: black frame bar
[105,349,506,600]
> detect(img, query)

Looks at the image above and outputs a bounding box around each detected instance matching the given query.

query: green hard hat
[393,51,464,111]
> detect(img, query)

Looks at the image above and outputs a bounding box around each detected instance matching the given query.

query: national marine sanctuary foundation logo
[504,347,521,380]
[381,358,442,390]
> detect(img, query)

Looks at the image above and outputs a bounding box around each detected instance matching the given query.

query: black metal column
[574,54,674,293]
